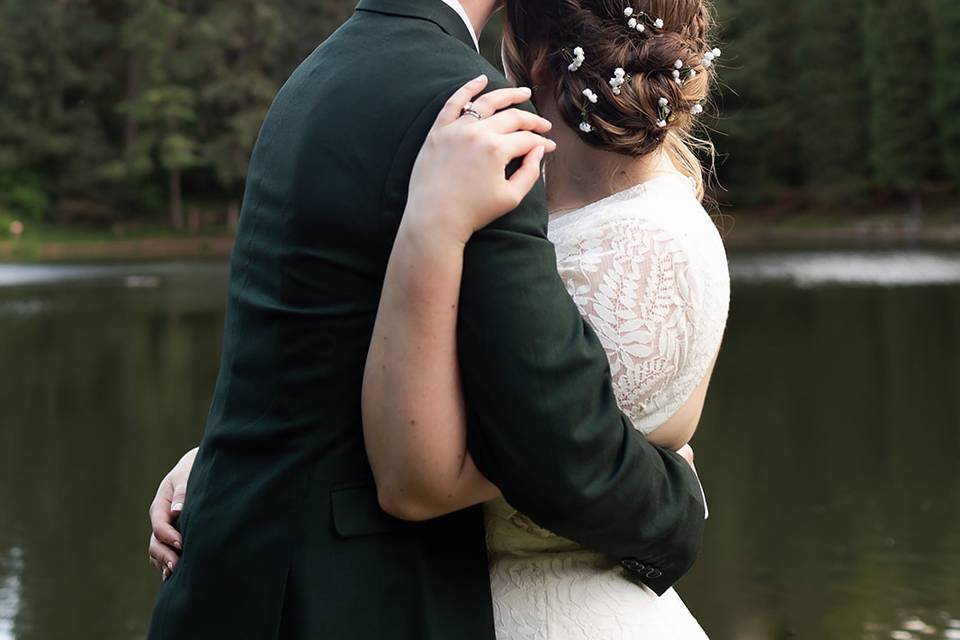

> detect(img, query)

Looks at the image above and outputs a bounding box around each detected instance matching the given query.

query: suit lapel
[356,0,477,51]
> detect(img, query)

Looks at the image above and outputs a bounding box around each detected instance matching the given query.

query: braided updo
[502,0,718,200]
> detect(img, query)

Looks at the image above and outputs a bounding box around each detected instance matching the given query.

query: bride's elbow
[376,486,441,522]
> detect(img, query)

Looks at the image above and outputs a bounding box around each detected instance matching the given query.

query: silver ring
[461,102,483,120]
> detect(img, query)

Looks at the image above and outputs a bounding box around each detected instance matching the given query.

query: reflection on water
[731,250,960,287]
[0,548,22,640]
[0,262,226,288]
[0,252,958,640]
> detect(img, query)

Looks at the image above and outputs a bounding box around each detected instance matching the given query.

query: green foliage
[0,171,50,222]
[0,212,15,239]
[933,0,960,182]
[863,0,937,194]
[0,0,956,224]
[193,2,288,195]
[795,0,869,202]
[711,0,802,204]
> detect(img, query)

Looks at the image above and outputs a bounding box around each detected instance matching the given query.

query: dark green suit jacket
[148,2,706,638]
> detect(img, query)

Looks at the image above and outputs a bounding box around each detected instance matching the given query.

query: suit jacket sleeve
[383,74,706,595]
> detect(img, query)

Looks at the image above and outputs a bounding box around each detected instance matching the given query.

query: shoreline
[2,225,960,263]
[721,223,960,251]
[0,235,234,263]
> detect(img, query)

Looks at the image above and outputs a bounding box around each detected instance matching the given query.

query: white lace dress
[485,173,730,639]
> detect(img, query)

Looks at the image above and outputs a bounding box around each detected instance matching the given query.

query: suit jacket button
[621,558,645,572]
[645,568,663,579]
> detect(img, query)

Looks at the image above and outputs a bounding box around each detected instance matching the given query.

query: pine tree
[118,0,202,229]
[933,0,960,185]
[710,0,802,206]
[863,0,937,205]
[0,1,127,210]
[795,0,869,203]
[193,2,287,209]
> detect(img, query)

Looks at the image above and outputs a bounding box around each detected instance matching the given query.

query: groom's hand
[676,445,695,473]
[147,447,197,581]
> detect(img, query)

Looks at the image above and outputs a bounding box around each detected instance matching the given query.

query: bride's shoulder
[550,174,721,249]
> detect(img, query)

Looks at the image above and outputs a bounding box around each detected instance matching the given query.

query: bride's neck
[539,100,676,216]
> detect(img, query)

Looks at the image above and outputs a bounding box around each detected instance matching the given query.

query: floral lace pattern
[485,174,729,639]
[548,175,728,433]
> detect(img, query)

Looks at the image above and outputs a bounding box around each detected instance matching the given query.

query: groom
[146,1,707,638]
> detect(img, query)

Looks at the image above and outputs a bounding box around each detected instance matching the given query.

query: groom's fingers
[436,74,489,125]
[506,144,546,204]
[483,108,552,135]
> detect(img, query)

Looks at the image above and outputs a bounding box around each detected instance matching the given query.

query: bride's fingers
[148,534,179,578]
[483,108,553,135]
[506,145,546,205]
[435,75,489,125]
[498,131,556,160]
[470,87,533,117]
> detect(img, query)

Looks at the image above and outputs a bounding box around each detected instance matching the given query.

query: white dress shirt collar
[439,0,480,51]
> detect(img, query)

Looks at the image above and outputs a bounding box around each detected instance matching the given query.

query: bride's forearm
[362,217,499,521]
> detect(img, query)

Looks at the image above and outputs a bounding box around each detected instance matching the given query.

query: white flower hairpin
[609,67,629,95]
[701,48,721,68]
[690,103,704,115]
[671,59,698,85]
[623,6,664,34]
[565,46,586,72]
[657,96,671,128]
[579,87,599,133]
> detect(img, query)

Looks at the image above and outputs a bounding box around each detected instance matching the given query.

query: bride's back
[485,171,727,640]
[549,173,729,440]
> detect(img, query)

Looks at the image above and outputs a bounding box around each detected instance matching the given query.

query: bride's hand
[404,75,556,244]
[147,447,197,580]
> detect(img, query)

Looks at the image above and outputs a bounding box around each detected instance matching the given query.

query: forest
[0,0,958,234]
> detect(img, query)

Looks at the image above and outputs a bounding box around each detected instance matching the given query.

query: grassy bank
[0,224,234,262]
[720,209,960,250]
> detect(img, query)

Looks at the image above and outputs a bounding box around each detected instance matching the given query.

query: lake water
[1,252,958,640]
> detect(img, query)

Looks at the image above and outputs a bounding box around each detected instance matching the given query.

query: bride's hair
[502,0,718,201]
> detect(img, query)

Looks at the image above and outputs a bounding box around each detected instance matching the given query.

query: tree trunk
[170,170,184,230]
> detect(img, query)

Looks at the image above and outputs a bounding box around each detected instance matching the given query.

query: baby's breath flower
[567,46,586,72]
[609,67,628,95]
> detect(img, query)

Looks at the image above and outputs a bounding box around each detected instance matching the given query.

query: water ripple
[0,262,227,288]
[0,547,23,640]
[730,251,960,287]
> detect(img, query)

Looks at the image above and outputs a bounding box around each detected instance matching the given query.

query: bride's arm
[362,77,555,521]
[362,218,493,522]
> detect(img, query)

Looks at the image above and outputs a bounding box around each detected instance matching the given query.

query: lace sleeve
[551,205,725,435]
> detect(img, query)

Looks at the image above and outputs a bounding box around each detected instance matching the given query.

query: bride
[361,0,729,637]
